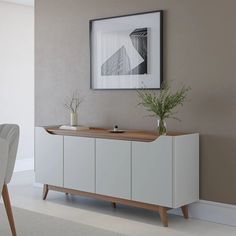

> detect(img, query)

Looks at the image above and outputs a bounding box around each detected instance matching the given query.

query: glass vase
[157,119,167,135]
[70,112,78,126]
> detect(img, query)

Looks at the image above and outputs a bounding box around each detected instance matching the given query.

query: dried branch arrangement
[64,90,83,113]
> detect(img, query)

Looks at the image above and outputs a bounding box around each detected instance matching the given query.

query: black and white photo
[90,11,163,89]
[101,27,148,76]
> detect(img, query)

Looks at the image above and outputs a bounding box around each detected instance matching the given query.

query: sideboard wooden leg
[159,206,168,227]
[43,184,49,200]
[181,205,189,219]
[111,202,117,208]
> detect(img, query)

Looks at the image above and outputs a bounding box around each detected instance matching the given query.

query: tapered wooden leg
[111,202,116,208]
[42,184,49,200]
[2,184,17,236]
[181,205,189,219]
[159,206,168,227]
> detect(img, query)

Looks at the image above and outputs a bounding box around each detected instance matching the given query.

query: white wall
[0,2,34,160]
[1,0,34,7]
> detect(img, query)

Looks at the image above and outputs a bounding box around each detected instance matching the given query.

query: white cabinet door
[35,127,63,187]
[132,136,173,207]
[64,136,95,193]
[96,139,131,199]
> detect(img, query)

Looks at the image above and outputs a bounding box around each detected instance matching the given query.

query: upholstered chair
[0,124,20,236]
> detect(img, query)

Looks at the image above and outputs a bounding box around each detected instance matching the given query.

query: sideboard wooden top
[44,126,189,142]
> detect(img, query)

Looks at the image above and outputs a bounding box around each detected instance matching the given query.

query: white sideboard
[35,126,199,226]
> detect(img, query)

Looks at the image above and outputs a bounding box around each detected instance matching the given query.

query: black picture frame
[89,10,163,90]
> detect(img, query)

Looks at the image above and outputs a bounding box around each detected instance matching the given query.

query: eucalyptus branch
[137,81,190,121]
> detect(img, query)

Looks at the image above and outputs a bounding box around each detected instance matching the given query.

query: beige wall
[35,0,236,204]
[0,2,34,160]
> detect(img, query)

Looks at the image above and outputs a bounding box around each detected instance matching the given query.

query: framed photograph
[90,10,163,90]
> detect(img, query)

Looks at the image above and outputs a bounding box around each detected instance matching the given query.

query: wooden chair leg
[111,202,116,209]
[159,206,168,227]
[181,205,189,219]
[2,184,17,236]
[42,184,49,200]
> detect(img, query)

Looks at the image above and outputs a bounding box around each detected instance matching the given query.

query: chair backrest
[0,124,19,184]
[0,137,8,193]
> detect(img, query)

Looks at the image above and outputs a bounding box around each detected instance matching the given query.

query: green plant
[64,90,83,113]
[137,82,190,135]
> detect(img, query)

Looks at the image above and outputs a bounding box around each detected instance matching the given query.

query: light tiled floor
[4,171,236,236]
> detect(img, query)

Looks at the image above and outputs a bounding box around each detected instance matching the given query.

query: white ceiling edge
[0,0,34,7]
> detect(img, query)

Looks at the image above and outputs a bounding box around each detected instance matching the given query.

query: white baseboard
[14,158,34,172]
[169,200,236,227]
